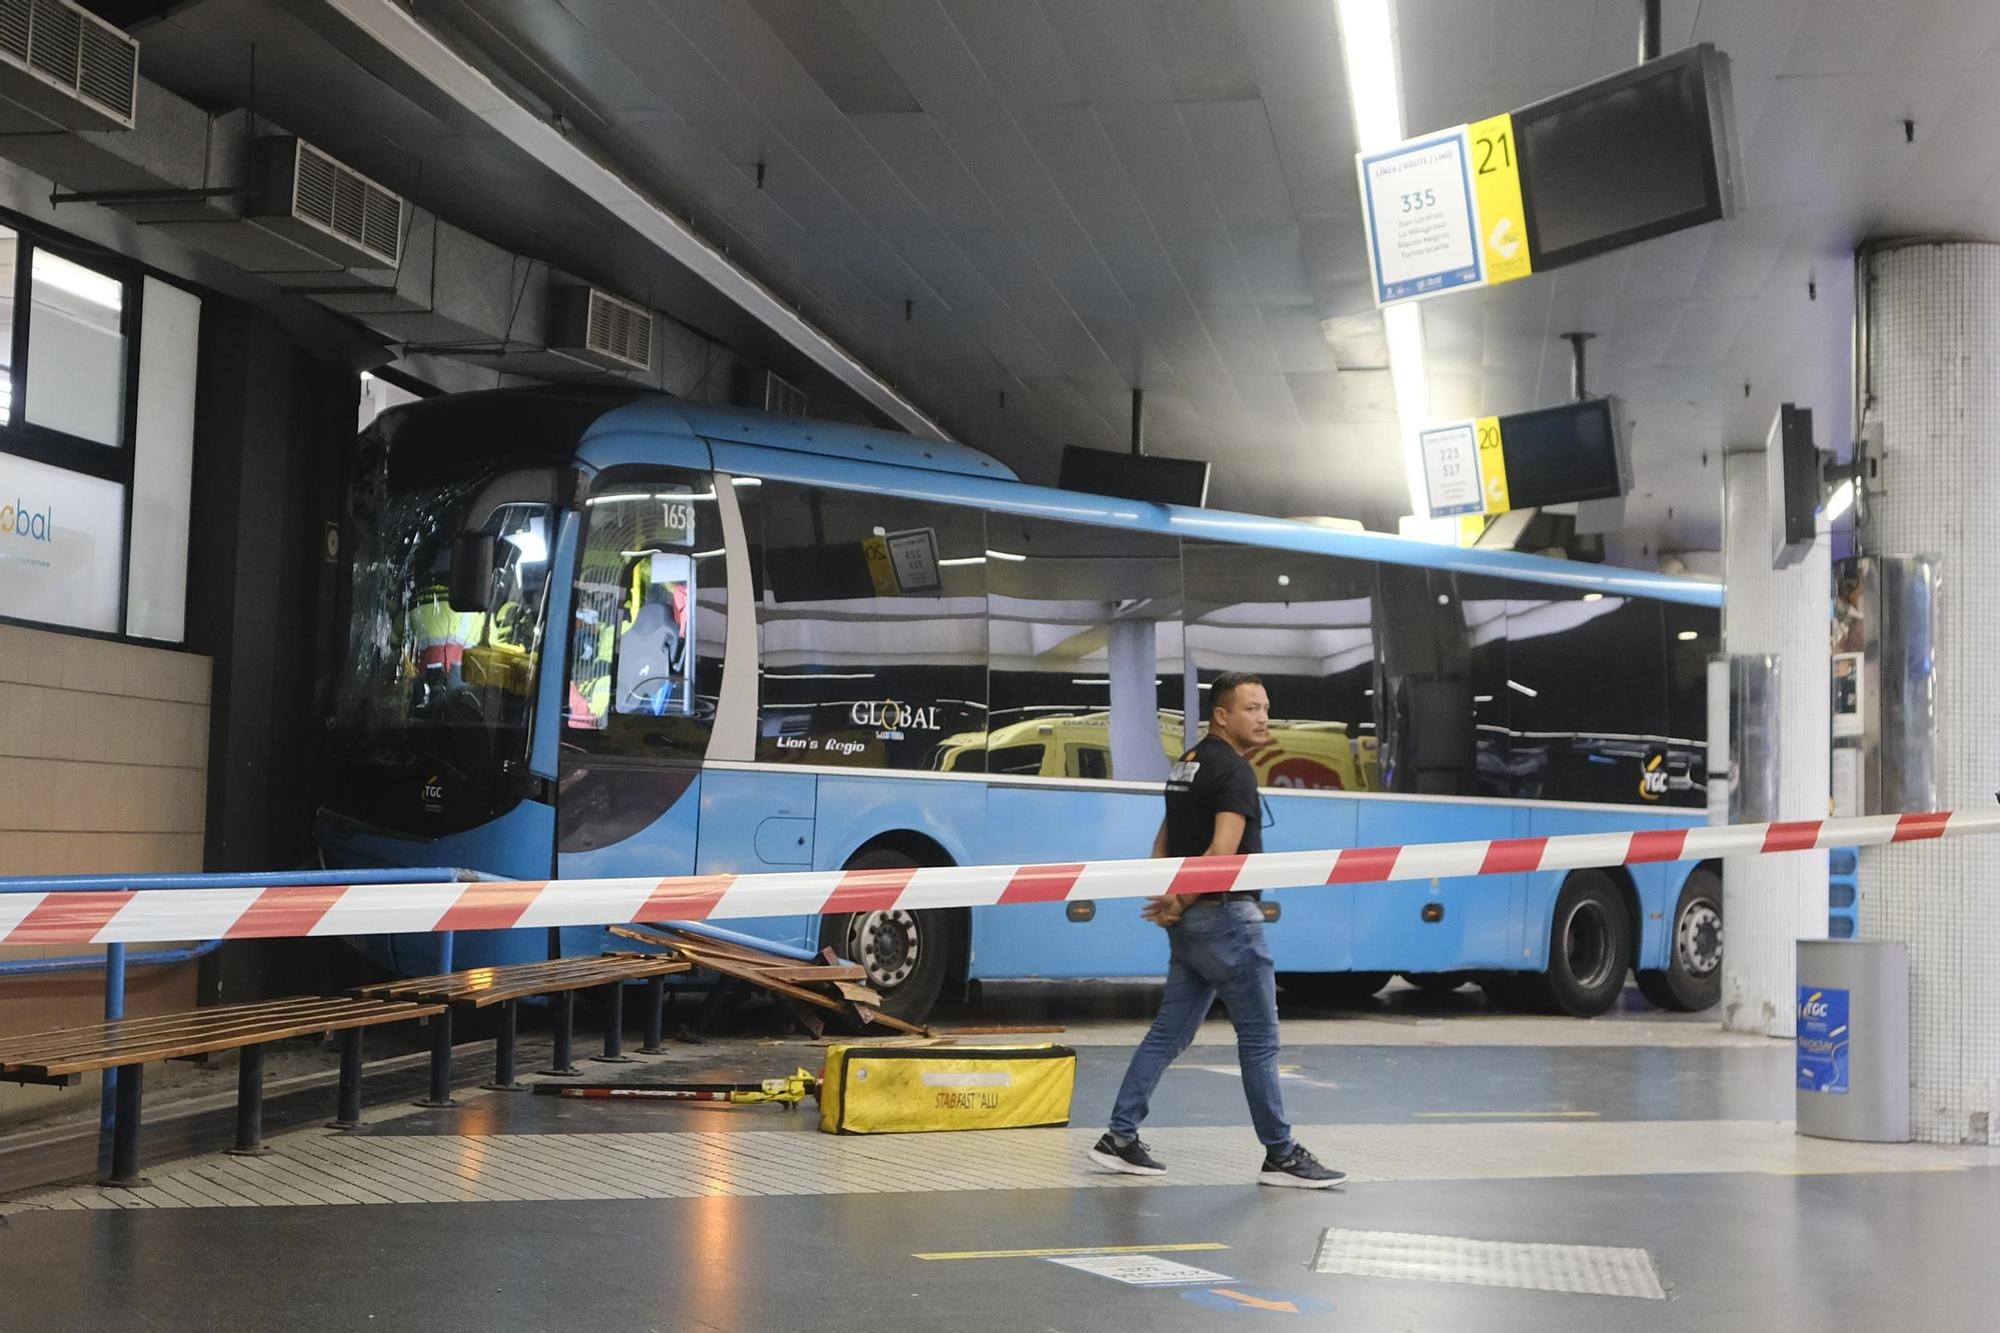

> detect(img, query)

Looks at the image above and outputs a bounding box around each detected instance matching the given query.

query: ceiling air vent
[548,286,654,373]
[0,0,138,132]
[762,371,807,417]
[249,136,403,270]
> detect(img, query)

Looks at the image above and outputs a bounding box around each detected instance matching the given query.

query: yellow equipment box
[818,1044,1077,1135]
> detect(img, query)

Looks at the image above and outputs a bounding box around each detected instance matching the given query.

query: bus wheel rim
[1678,899,1722,977]
[850,910,919,990]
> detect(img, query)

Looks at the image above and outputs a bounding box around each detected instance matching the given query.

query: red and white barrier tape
[0,808,1985,949]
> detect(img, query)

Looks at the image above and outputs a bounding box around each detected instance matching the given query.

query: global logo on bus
[849,700,943,732]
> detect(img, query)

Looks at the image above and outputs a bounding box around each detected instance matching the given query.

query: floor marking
[1415,1110,1601,1119]
[916,1242,1229,1261]
[1045,1253,1233,1287]
[1211,1289,1296,1312]
[1185,1065,1341,1090]
[1312,1227,1667,1300]
[1182,1285,1333,1316]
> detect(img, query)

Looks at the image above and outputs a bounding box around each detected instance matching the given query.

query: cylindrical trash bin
[1795,939,1909,1142]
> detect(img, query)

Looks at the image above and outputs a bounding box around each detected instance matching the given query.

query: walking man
[1089,672,1344,1188]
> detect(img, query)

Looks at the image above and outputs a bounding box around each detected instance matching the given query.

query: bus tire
[1278,971,1391,1007]
[819,849,952,1026]
[1536,870,1635,1017]
[1636,867,1722,1012]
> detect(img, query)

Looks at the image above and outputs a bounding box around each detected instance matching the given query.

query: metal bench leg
[596,981,634,1063]
[483,1001,521,1091]
[228,1044,273,1156]
[542,990,580,1076]
[101,1063,146,1188]
[330,1028,365,1130]
[417,1008,457,1108]
[641,975,667,1054]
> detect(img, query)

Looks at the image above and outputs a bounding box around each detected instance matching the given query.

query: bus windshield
[328,473,555,811]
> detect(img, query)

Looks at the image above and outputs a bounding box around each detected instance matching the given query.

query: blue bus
[318,387,1723,1020]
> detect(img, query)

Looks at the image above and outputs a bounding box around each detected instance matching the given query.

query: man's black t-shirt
[1164,734,1263,873]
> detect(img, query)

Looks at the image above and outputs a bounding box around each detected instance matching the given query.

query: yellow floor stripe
[914,1242,1230,1261]
[1415,1111,1601,1119]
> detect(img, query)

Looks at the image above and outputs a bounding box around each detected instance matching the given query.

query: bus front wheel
[1636,867,1721,1012]
[819,850,953,1026]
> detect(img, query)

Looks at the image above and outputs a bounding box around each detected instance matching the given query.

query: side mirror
[448,533,497,612]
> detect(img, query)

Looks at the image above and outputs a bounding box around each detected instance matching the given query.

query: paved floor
[3,983,1997,1331]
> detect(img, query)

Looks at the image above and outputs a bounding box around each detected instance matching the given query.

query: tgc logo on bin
[1797,986,1851,1095]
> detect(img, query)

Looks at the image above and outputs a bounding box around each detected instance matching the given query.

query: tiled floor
[2,986,1997,1332]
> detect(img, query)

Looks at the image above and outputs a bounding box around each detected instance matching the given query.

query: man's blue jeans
[1107,897,1294,1155]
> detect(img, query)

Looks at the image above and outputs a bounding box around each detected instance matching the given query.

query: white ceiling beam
[320,0,952,442]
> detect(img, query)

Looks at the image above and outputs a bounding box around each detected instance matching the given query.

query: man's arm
[1143,818,1184,925]
[1205,811,1247,858]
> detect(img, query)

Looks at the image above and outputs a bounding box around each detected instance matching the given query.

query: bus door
[556,470,727,944]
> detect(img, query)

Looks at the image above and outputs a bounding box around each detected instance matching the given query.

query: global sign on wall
[0,452,126,633]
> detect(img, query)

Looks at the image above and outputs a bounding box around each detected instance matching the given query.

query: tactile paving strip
[1311,1227,1666,1300]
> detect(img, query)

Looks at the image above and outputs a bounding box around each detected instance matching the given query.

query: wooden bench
[0,996,443,1186]
[354,953,692,1100]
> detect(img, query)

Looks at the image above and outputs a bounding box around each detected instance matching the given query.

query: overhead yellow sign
[1468,113,1532,287]
[1475,415,1511,513]
[860,535,899,596]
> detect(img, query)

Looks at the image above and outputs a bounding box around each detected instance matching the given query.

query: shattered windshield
[330,475,555,772]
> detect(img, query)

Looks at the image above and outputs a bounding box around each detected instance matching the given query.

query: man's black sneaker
[1088,1133,1166,1175]
[1259,1145,1345,1189]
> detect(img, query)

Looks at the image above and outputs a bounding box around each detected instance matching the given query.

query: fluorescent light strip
[1338,0,1452,544]
[938,556,986,567]
[1507,679,1539,699]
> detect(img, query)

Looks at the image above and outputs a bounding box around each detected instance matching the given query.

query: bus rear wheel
[819,849,953,1026]
[1533,870,1635,1017]
[1637,867,1722,1012]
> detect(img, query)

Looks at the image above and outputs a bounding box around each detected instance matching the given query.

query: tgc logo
[0,499,53,542]
[1800,991,1831,1021]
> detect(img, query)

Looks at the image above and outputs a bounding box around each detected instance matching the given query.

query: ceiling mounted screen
[1514,45,1740,270]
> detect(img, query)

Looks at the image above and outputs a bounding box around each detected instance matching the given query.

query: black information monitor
[1058,446,1211,508]
[1514,44,1741,272]
[1497,398,1626,510]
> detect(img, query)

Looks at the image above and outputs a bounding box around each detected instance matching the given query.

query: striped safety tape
[0,808,1982,948]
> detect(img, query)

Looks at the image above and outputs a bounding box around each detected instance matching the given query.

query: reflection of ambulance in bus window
[1236,721,1379,793]
[931,712,1181,779]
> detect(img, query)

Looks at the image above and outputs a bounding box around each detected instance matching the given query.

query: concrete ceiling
[110,0,2000,563]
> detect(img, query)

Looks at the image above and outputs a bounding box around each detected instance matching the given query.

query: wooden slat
[754,964,868,984]
[353,953,691,1007]
[687,952,845,1013]
[2,1000,444,1077]
[0,996,408,1065]
[0,999,436,1068]
[353,952,675,993]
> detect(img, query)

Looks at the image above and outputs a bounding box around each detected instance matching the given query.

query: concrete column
[1719,450,1829,1037]
[1107,618,1168,782]
[1858,241,2000,1144]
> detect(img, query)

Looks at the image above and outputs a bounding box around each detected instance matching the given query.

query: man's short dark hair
[1210,671,1264,713]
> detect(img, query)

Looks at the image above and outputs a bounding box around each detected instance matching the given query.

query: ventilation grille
[0,0,138,127]
[583,288,653,371]
[291,141,402,268]
[763,371,808,417]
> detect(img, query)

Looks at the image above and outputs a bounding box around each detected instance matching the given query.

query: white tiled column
[1860,242,2000,1144]
[1718,451,1829,1037]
